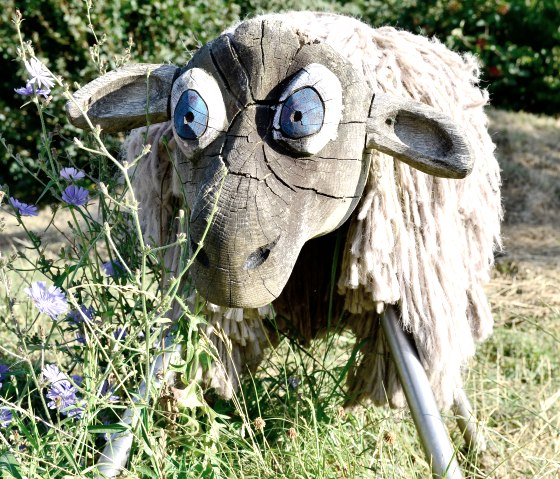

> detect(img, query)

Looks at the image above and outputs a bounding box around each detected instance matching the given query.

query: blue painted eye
[280,87,324,139]
[174,89,209,140]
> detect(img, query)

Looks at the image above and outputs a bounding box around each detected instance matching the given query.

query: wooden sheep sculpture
[67,11,501,478]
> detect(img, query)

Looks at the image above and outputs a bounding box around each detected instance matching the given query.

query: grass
[464,310,560,478]
[1,262,558,478]
[0,12,559,479]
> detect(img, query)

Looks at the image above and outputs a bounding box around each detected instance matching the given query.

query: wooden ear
[66,64,178,133]
[366,93,473,179]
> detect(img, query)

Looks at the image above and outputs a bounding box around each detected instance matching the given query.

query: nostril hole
[244,246,271,271]
[243,236,280,271]
[190,237,209,268]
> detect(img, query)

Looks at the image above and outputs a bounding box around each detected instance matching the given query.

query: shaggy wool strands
[126,12,501,411]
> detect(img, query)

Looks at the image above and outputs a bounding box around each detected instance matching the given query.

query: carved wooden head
[67,18,473,308]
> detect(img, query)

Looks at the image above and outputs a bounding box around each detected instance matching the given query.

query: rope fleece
[125,12,501,410]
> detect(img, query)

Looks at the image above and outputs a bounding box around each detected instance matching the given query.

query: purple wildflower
[65,402,85,419]
[102,260,125,278]
[42,364,83,419]
[67,305,95,325]
[9,197,38,217]
[76,331,86,344]
[0,407,13,428]
[46,381,78,411]
[14,81,50,98]
[14,83,33,95]
[0,364,9,388]
[38,87,51,98]
[42,364,67,384]
[24,281,68,320]
[24,58,55,90]
[60,167,85,181]
[62,185,89,207]
[100,380,119,403]
[113,327,127,341]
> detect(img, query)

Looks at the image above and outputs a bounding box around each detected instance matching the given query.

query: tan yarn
[127,12,501,409]
[198,302,275,398]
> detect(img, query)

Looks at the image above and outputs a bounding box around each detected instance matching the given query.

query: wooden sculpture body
[174,23,372,309]
[67,13,500,410]
[68,17,470,305]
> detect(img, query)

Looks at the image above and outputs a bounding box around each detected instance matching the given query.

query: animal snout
[189,234,281,272]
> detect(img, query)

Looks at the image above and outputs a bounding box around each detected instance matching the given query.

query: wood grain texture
[229,19,301,101]
[171,19,373,308]
[64,16,475,310]
[365,92,474,178]
[66,64,177,132]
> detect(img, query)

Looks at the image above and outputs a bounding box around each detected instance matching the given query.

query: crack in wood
[227,171,265,182]
[261,145,297,193]
[229,39,256,102]
[209,45,245,110]
[260,21,266,73]
[292,183,359,200]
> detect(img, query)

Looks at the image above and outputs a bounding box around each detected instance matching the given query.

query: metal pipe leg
[381,306,463,479]
[453,388,487,452]
[96,334,182,478]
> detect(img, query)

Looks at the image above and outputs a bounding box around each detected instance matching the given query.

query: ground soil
[486,109,560,320]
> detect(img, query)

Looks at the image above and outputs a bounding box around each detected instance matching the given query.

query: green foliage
[0,0,242,202]
[2,0,558,200]
[356,0,560,114]
[0,55,226,475]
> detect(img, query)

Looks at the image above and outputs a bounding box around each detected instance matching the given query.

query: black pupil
[185,111,195,123]
[292,111,303,122]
